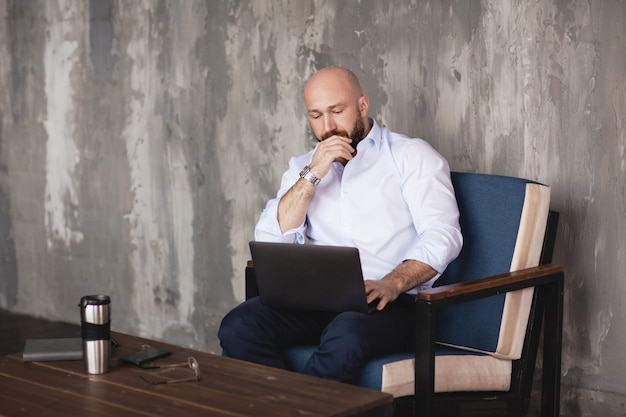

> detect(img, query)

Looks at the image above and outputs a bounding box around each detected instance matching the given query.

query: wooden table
[0,332,392,416]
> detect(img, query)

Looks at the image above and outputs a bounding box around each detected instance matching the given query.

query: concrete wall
[0,1,624,415]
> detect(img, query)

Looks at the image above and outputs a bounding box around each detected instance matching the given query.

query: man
[218,67,462,384]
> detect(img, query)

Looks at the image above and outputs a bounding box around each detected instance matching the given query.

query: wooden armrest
[247,260,254,268]
[417,264,563,303]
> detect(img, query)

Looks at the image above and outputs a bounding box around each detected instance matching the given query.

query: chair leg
[540,273,564,417]
[414,300,436,417]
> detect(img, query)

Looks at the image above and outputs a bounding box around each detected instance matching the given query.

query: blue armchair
[246,172,563,417]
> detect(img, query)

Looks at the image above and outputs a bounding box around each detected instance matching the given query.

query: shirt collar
[362,118,383,150]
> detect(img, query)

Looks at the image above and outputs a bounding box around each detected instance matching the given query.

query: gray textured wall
[0,1,624,415]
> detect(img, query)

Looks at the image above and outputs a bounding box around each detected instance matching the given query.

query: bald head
[304,67,364,102]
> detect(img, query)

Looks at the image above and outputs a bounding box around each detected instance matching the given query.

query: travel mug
[79,294,111,374]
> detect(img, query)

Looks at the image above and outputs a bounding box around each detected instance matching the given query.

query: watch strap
[299,166,321,186]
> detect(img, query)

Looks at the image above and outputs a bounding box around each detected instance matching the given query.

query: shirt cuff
[404,227,463,274]
[254,198,306,243]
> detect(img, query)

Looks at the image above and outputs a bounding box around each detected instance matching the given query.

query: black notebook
[22,337,83,362]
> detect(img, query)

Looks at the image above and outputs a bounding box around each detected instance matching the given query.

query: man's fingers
[309,138,353,177]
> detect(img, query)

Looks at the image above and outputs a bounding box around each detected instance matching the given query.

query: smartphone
[117,347,172,366]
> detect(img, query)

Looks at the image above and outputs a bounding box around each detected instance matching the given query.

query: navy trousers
[218,294,416,384]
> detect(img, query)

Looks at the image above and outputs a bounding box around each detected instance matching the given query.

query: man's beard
[321,116,366,148]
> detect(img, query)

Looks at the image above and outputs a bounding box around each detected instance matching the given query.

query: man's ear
[358,94,370,117]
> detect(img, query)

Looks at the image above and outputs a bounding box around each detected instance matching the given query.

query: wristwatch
[299,166,321,186]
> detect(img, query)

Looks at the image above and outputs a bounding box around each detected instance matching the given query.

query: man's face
[306,99,368,154]
[304,71,369,146]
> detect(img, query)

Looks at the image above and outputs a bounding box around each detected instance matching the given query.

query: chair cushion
[283,346,413,390]
[434,173,550,359]
[283,345,512,397]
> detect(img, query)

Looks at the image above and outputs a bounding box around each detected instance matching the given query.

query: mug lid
[79,294,111,307]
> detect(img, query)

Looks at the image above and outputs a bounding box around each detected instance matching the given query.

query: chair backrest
[435,172,550,359]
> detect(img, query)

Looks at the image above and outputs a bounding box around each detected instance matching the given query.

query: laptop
[249,241,371,314]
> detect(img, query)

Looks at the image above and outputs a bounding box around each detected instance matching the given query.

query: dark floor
[0,308,81,356]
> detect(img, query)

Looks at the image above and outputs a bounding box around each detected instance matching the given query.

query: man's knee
[218,298,260,350]
[217,298,291,369]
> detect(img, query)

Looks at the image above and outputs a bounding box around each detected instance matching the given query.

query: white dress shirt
[255,119,463,292]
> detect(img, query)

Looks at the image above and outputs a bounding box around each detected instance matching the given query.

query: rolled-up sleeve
[398,142,463,278]
[254,155,312,244]
[254,197,307,243]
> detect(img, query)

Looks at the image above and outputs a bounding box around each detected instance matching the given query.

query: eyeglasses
[140,356,201,385]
